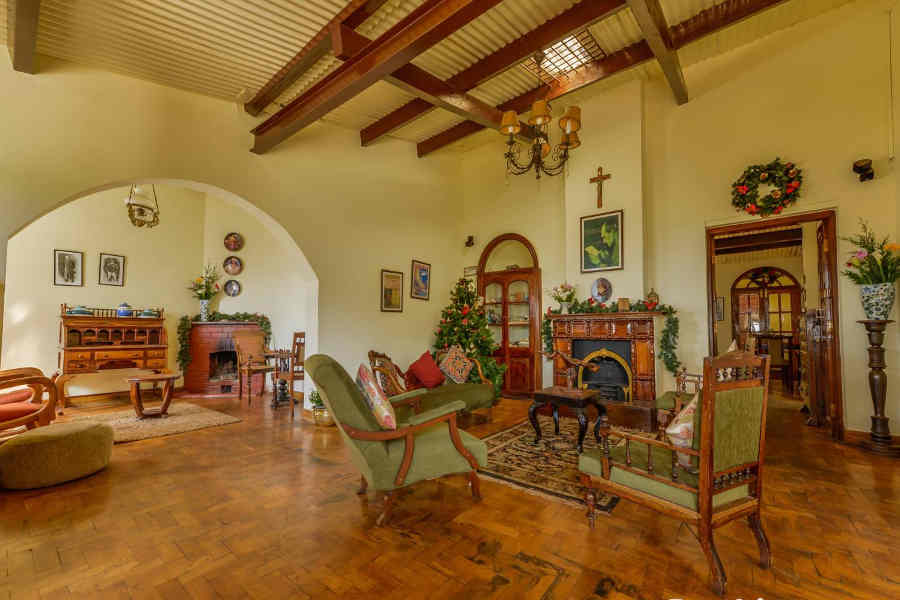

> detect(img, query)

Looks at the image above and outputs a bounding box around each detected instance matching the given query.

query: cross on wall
[589,167,612,208]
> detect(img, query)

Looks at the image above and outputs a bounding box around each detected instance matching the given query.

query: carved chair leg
[376,491,398,527]
[357,476,368,496]
[698,523,727,596]
[748,512,772,569]
[467,471,482,501]
[585,490,597,528]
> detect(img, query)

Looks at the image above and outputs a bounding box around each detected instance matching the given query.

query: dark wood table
[529,386,606,453]
[126,372,181,419]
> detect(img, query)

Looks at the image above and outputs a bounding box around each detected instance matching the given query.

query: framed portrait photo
[410,260,431,300]
[224,279,242,297]
[224,232,244,252]
[98,253,126,286]
[53,250,83,287]
[223,255,243,276]
[381,269,403,312]
[581,210,623,273]
[715,296,725,322]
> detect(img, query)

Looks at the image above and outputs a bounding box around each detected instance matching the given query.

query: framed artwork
[224,232,244,251]
[53,250,83,286]
[715,296,725,321]
[223,255,243,276]
[590,277,613,304]
[581,209,623,272]
[463,265,478,281]
[410,259,431,300]
[98,253,126,286]
[381,269,403,312]
[224,279,242,297]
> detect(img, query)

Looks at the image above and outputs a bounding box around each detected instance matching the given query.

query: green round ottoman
[0,422,114,490]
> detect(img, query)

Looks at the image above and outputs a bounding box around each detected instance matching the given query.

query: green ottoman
[0,422,114,489]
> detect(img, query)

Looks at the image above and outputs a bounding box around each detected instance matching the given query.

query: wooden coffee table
[529,386,607,453]
[126,372,181,419]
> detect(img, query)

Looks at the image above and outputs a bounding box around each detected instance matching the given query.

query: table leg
[55,374,73,415]
[576,407,588,453]
[552,405,560,434]
[528,400,543,445]
[158,379,174,416]
[130,382,145,418]
[593,403,607,444]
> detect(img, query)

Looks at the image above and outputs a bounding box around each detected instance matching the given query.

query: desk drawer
[146,350,166,358]
[145,359,167,369]
[95,350,144,360]
[65,351,92,361]
[66,360,93,372]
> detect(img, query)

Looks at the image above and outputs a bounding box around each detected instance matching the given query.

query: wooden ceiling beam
[244,0,388,116]
[7,0,42,74]
[714,229,803,255]
[627,0,688,105]
[251,0,503,154]
[361,0,626,146]
[670,0,788,49]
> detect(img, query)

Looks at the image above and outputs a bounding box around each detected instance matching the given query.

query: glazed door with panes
[482,274,539,395]
[731,267,801,350]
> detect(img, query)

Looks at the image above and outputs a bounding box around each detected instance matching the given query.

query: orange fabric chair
[0,369,57,436]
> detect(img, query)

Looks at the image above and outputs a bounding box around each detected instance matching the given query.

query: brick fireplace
[184,322,265,396]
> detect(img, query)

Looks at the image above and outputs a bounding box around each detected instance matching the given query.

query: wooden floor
[1,389,898,600]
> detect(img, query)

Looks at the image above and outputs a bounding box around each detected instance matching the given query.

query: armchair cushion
[421,383,494,412]
[438,345,473,384]
[408,352,445,389]
[0,402,42,421]
[402,400,465,426]
[355,365,397,430]
[0,389,33,405]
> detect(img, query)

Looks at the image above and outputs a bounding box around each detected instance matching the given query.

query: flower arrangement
[549,282,577,304]
[188,265,221,300]
[840,221,900,285]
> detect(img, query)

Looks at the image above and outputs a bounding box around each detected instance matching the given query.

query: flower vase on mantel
[189,265,221,323]
[199,299,211,322]
[559,302,571,315]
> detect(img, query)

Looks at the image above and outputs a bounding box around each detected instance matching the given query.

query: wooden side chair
[232,330,275,405]
[579,352,772,596]
[271,331,306,419]
[0,369,58,439]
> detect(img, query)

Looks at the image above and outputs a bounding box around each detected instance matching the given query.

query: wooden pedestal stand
[856,320,900,457]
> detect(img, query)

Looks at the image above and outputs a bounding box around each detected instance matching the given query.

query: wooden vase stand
[854,320,900,457]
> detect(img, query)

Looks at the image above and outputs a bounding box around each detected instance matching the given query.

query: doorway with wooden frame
[706,210,844,441]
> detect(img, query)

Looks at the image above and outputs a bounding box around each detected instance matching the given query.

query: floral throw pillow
[355,364,397,430]
[439,345,473,384]
[665,394,698,467]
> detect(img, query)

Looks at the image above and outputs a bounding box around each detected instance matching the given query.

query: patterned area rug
[480,415,619,513]
[70,401,241,443]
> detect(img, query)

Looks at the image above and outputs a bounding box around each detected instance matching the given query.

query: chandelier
[500,51,582,179]
[124,185,161,228]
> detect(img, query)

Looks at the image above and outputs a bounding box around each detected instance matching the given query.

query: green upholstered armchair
[306,354,486,526]
[579,352,772,597]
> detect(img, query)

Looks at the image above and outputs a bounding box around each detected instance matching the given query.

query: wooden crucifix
[589,167,612,208]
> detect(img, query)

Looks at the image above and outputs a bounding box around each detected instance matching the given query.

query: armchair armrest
[468,357,491,385]
[402,400,465,427]
[389,388,428,407]
[595,422,699,483]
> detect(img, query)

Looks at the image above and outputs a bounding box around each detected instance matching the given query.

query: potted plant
[550,283,577,314]
[188,265,221,322]
[841,221,900,320]
[308,389,334,427]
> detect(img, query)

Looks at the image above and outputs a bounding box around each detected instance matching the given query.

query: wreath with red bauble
[731,158,802,217]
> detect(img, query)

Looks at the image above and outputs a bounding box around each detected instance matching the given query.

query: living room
[1,0,898,598]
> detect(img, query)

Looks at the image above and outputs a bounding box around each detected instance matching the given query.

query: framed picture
[224,232,244,251]
[463,265,478,281]
[715,296,725,321]
[590,277,613,303]
[53,250,83,286]
[224,279,242,297]
[223,255,243,276]
[381,269,403,312]
[581,210,623,272]
[410,260,431,300]
[98,253,126,286]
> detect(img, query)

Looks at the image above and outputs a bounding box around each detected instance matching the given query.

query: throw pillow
[408,351,445,388]
[726,339,738,353]
[355,364,397,430]
[439,345,473,384]
[665,394,698,467]
[404,370,425,391]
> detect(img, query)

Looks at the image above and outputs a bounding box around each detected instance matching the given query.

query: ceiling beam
[715,229,803,255]
[360,0,626,146]
[417,41,653,157]
[243,0,388,116]
[7,0,41,74]
[670,0,788,49]
[626,0,687,104]
[251,0,503,154]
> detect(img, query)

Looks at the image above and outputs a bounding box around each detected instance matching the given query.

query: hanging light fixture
[501,51,582,179]
[124,184,161,228]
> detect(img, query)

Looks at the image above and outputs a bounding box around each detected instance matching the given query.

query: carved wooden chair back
[291,331,306,376]
[368,350,406,397]
[0,372,58,436]
[232,330,267,366]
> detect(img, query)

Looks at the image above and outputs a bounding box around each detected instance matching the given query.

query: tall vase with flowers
[188,265,221,321]
[841,221,900,320]
[550,283,577,314]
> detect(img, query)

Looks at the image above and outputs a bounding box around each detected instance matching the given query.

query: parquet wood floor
[1,389,898,599]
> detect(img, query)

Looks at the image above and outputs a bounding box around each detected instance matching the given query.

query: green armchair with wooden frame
[579,352,772,596]
[306,354,486,526]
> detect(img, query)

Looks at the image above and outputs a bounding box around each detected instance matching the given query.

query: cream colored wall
[1,185,204,394]
[713,256,804,352]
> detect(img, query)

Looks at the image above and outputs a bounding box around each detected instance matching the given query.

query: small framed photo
[381,269,403,312]
[410,259,431,300]
[581,209,623,272]
[98,253,126,286]
[224,280,242,297]
[715,296,725,322]
[224,232,244,251]
[463,265,478,280]
[223,255,243,276]
[53,250,83,286]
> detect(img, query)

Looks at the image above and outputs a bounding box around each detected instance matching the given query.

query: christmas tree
[433,278,506,397]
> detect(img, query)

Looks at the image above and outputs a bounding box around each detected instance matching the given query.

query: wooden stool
[126,372,181,419]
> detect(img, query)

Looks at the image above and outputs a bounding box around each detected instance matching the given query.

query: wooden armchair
[271,331,306,419]
[232,330,275,405]
[0,369,58,439]
[307,354,485,526]
[579,352,771,596]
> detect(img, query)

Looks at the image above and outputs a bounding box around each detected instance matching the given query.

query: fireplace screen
[209,351,237,382]
[572,339,634,405]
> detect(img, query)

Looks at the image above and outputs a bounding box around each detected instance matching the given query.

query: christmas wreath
[731,158,802,217]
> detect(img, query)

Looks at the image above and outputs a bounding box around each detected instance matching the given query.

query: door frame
[705,209,844,440]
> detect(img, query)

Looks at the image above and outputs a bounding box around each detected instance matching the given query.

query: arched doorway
[477,234,541,395]
[731,266,801,350]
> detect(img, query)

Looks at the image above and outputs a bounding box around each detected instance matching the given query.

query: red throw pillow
[404,370,425,391]
[408,351,445,389]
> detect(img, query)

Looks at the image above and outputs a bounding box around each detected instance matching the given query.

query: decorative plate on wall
[224,232,244,251]
[224,279,242,297]
[223,255,243,276]
[591,278,613,304]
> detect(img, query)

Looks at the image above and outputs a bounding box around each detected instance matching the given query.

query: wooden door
[817,222,842,439]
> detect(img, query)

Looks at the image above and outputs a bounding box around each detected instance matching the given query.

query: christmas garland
[177,311,272,372]
[731,158,802,217]
[542,298,681,375]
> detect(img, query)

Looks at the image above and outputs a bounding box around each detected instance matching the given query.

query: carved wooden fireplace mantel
[549,312,663,430]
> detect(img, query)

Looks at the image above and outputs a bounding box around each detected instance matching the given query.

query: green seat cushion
[0,422,113,490]
[655,391,694,411]
[371,424,486,491]
[424,383,494,412]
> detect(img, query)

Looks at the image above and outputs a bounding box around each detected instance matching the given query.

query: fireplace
[209,351,237,382]
[572,339,633,404]
[184,322,264,396]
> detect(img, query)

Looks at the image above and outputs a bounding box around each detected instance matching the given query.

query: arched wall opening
[1,178,318,399]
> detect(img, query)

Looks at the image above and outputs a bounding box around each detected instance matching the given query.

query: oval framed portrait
[223,255,243,276]
[591,277,613,304]
[224,279,242,297]
[224,232,244,251]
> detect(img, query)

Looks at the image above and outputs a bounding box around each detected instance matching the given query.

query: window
[521,30,606,84]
